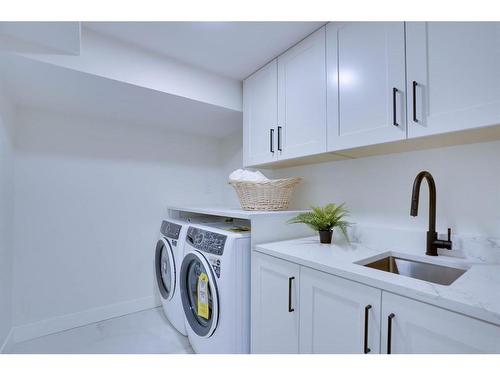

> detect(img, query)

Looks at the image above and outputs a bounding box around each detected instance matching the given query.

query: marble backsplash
[347,225,500,264]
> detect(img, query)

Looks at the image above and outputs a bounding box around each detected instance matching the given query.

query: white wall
[0,22,81,55]
[12,108,230,338]
[219,128,245,206]
[0,81,14,348]
[271,141,500,238]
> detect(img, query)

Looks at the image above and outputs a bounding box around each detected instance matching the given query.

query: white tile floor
[5,308,194,354]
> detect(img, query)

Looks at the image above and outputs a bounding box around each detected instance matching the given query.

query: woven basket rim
[229,176,301,211]
[228,177,302,185]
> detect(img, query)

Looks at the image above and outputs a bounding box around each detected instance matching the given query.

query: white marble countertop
[167,205,307,220]
[256,228,500,326]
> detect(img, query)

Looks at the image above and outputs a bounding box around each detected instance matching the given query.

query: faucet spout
[410,171,436,233]
[410,171,451,256]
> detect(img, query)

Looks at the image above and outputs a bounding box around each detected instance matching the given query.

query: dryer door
[180,251,219,338]
[155,238,176,301]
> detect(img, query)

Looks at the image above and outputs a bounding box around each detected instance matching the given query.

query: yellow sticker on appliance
[197,272,209,319]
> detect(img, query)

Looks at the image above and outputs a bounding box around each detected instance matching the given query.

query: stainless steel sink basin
[362,256,467,286]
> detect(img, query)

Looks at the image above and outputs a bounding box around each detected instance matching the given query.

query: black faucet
[410,171,452,256]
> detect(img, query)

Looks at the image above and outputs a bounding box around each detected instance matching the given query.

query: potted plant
[288,203,351,244]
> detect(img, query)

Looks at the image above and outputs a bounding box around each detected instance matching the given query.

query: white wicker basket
[229,177,302,211]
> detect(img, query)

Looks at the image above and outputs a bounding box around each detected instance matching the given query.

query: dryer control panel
[186,227,227,256]
[160,221,182,240]
[206,255,222,278]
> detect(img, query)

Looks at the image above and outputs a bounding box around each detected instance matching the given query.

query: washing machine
[154,217,220,336]
[179,222,251,353]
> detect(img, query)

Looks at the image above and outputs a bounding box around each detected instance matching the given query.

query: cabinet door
[243,60,278,166]
[277,27,327,160]
[381,292,500,354]
[327,22,406,151]
[299,267,381,354]
[407,22,500,138]
[251,252,300,353]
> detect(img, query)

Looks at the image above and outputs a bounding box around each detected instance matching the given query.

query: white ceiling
[84,22,325,80]
[0,54,242,138]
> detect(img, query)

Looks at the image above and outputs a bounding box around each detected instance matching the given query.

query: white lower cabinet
[381,291,500,354]
[251,253,500,354]
[251,252,300,353]
[299,267,381,354]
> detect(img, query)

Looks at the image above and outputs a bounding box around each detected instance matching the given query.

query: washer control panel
[160,221,182,240]
[207,255,222,278]
[186,227,227,256]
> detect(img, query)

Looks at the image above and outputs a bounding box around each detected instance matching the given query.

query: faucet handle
[447,228,452,242]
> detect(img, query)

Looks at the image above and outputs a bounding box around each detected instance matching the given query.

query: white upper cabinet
[327,22,406,151]
[243,60,278,166]
[244,22,500,167]
[299,267,381,354]
[277,27,327,160]
[406,22,500,138]
[251,252,300,354]
[381,292,500,354]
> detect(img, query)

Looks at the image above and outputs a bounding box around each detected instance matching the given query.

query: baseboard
[0,328,14,354]
[11,295,160,344]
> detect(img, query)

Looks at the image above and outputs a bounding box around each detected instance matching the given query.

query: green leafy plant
[288,203,352,242]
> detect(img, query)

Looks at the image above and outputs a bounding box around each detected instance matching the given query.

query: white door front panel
[251,252,300,353]
[381,291,500,354]
[243,60,278,166]
[277,27,327,160]
[299,267,381,354]
[328,22,406,151]
[406,22,500,138]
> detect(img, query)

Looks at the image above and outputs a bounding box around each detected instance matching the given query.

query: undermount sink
[362,255,468,286]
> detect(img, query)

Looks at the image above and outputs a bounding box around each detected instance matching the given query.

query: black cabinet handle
[288,276,295,312]
[270,128,275,153]
[364,305,372,354]
[392,88,399,127]
[387,313,395,354]
[277,126,282,151]
[412,81,418,123]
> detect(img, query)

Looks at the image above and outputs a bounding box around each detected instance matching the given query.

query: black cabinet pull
[288,276,295,312]
[364,305,372,354]
[270,128,275,153]
[277,126,282,151]
[392,88,399,127]
[412,81,418,123]
[387,313,395,354]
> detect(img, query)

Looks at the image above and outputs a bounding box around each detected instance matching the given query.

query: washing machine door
[180,251,219,338]
[155,237,176,301]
